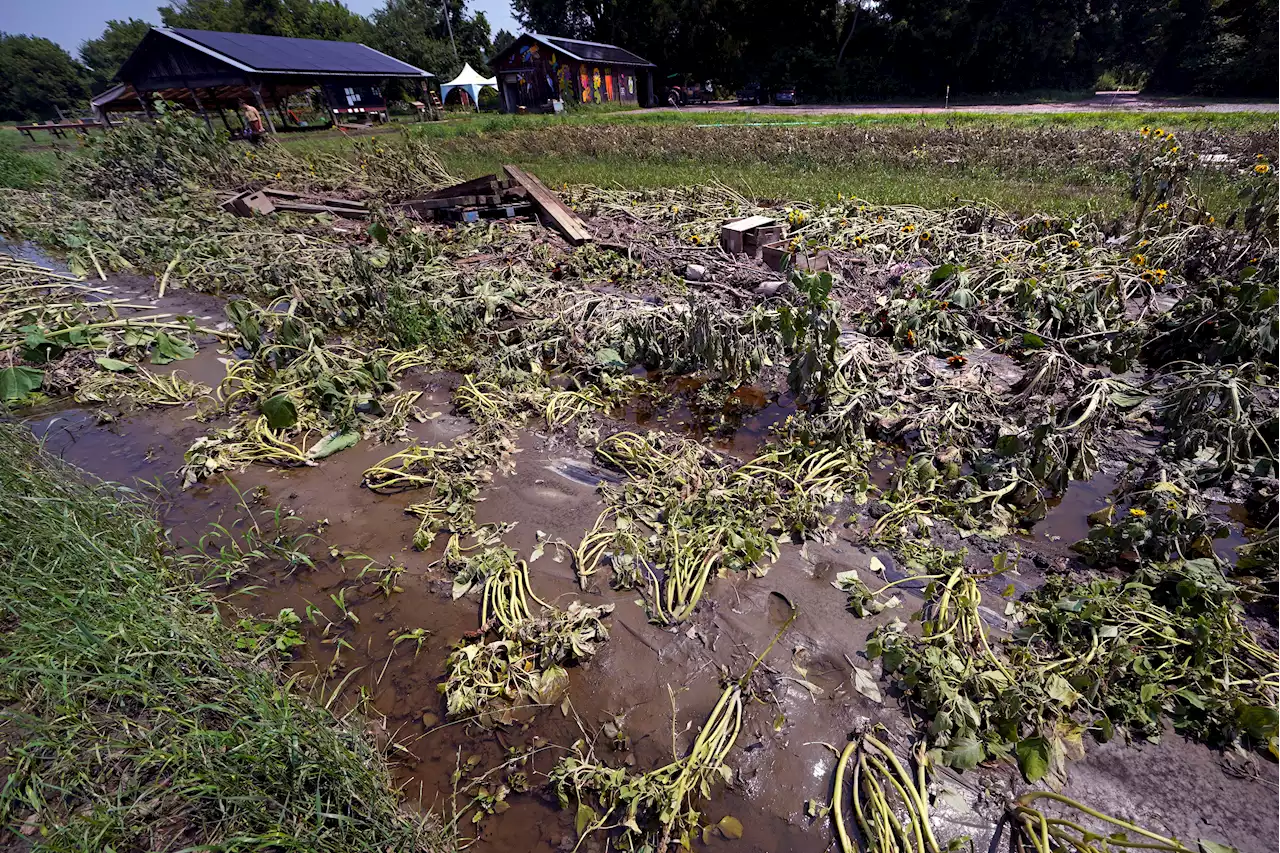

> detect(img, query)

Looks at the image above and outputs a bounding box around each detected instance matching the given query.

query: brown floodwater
[10,247,1278,851]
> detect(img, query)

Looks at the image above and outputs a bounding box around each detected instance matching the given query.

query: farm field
[0,110,1276,853]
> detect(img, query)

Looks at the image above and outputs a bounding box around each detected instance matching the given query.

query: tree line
[2,0,1275,120]
[0,0,509,120]
[511,0,1277,99]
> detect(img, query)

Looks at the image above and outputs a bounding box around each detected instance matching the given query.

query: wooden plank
[502,164,592,245]
[721,215,776,233]
[272,201,369,218]
[422,174,501,200]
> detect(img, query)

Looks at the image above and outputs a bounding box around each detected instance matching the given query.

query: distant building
[489,33,655,113]
[93,27,432,131]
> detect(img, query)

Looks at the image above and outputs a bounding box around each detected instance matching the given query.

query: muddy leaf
[868,555,886,575]
[717,815,744,839]
[851,664,882,704]
[1016,736,1051,782]
[1198,841,1239,853]
[307,430,359,460]
[260,394,297,429]
[943,735,982,770]
[0,366,43,401]
[95,357,135,372]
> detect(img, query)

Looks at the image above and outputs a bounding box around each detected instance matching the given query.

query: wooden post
[250,82,275,134]
[187,85,213,132]
[136,91,154,119]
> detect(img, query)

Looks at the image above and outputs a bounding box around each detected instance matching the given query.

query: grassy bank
[0,424,444,852]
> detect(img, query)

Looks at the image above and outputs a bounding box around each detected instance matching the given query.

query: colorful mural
[591,67,602,103]
[579,67,590,103]
[604,68,614,100]
[628,75,635,95]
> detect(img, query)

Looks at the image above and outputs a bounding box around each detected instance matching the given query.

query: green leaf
[95,357,136,372]
[260,394,298,429]
[943,735,983,770]
[1016,736,1051,782]
[307,430,359,460]
[150,331,196,364]
[22,328,64,363]
[717,815,744,840]
[1021,332,1046,349]
[367,221,390,245]
[575,802,597,837]
[0,366,43,402]
[594,347,626,368]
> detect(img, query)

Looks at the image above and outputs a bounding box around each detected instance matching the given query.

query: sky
[0,0,520,58]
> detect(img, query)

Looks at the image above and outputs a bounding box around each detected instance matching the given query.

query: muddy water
[9,249,1277,852]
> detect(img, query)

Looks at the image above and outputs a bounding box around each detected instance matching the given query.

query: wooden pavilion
[91,27,433,132]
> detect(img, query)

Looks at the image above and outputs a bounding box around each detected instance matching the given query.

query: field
[0,108,1277,853]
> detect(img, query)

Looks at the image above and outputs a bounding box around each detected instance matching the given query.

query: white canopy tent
[439,63,497,110]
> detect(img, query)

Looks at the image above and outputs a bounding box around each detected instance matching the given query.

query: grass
[436,150,1140,215]
[0,129,62,190]
[395,108,1277,138]
[0,424,445,852]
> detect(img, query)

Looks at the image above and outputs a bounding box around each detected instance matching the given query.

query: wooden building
[489,33,655,113]
[92,27,433,131]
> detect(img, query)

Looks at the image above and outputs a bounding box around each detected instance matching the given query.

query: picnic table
[14,121,103,140]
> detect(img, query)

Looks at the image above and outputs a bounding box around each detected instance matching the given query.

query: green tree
[0,33,91,121]
[79,18,152,91]
[492,27,516,60]
[369,0,491,79]
[159,0,370,40]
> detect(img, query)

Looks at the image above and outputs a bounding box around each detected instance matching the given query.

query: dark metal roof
[503,33,653,67]
[161,28,431,77]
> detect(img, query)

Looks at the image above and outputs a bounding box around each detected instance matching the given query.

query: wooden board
[720,215,778,254]
[422,175,501,200]
[502,165,592,245]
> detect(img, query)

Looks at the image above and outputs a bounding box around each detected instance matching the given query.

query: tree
[492,28,516,59]
[159,0,370,41]
[0,33,91,121]
[369,0,491,79]
[79,18,152,91]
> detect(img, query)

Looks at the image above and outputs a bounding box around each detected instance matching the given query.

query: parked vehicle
[737,82,766,105]
[774,84,799,106]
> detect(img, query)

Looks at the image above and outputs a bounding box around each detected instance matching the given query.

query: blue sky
[0,0,520,58]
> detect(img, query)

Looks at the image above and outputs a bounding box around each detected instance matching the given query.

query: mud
[10,246,1278,852]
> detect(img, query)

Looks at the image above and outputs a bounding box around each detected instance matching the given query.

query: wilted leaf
[0,366,43,401]
[1016,736,1051,782]
[717,815,744,840]
[260,394,298,429]
[150,331,195,364]
[852,665,882,704]
[95,357,135,372]
[307,430,359,460]
[594,347,626,368]
[943,735,982,770]
[575,803,598,836]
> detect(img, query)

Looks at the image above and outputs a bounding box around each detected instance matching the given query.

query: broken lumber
[719,215,777,254]
[502,165,592,246]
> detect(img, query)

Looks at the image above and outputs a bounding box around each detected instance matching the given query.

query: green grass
[398,108,1276,139]
[0,424,446,852]
[432,151,1141,215]
[0,129,63,189]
